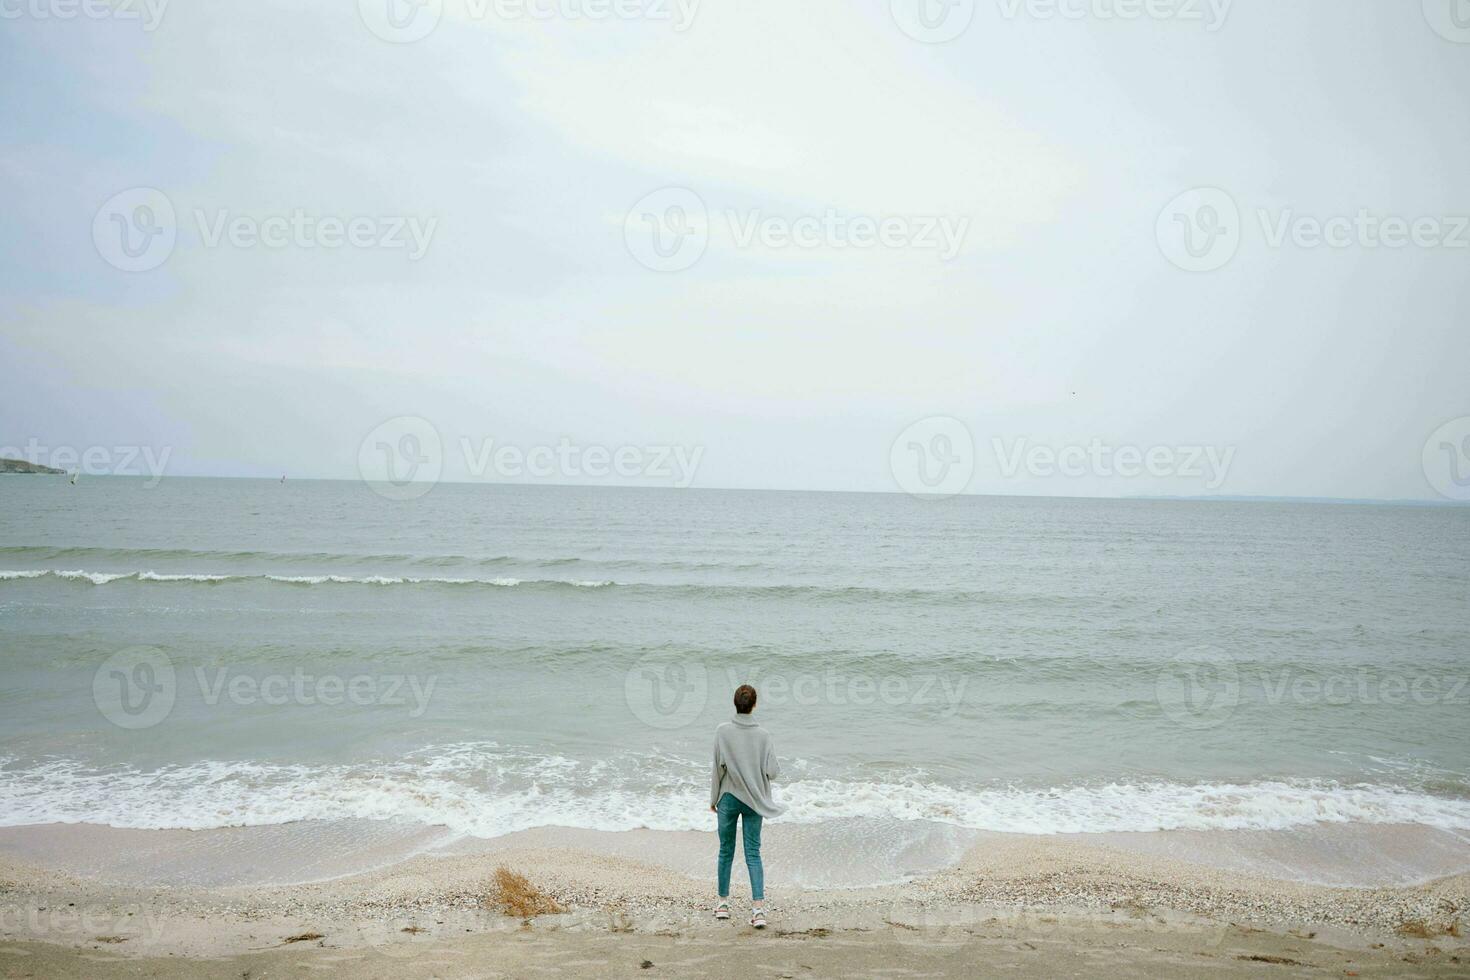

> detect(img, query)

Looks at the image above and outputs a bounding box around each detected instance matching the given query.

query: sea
[2,477,1468,886]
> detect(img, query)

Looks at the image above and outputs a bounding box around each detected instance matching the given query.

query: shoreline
[2,824,1467,977]
[4,818,1468,890]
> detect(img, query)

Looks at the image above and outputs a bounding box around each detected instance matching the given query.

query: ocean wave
[55,569,131,585]
[0,544,775,575]
[0,545,435,566]
[0,569,613,589]
[3,566,1463,619]
[3,748,1469,839]
[0,568,1029,603]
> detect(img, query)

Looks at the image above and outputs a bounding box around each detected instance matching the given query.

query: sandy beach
[2,824,1466,978]
[8,0,1470,973]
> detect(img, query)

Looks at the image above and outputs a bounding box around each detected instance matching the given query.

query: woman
[709,684,783,928]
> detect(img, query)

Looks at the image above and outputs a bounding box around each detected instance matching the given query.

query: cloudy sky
[2,0,1467,500]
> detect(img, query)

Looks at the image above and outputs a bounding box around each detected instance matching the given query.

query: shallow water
[1,477,1467,884]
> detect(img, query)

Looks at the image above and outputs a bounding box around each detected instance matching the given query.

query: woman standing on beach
[710,684,783,929]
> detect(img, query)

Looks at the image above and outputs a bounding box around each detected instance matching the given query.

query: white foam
[0,569,614,589]
[3,748,1469,840]
[53,569,131,584]
[775,778,1470,834]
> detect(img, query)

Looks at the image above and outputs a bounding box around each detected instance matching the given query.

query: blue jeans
[715,792,764,901]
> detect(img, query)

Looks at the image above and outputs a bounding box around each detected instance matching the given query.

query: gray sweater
[710,714,784,817]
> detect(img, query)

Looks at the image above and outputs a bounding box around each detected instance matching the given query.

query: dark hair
[733,684,758,714]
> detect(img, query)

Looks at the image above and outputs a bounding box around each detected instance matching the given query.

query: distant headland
[0,458,65,475]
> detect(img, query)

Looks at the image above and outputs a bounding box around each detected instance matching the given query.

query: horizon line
[4,469,1464,508]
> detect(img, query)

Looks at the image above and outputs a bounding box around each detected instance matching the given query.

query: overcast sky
[2,0,1467,500]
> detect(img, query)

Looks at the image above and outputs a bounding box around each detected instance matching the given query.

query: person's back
[711,716,781,816]
[709,684,781,928]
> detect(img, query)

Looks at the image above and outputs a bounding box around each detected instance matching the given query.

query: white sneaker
[714,900,730,920]
[750,907,766,929]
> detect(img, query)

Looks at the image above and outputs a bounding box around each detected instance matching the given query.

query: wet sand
[7,819,1468,890]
